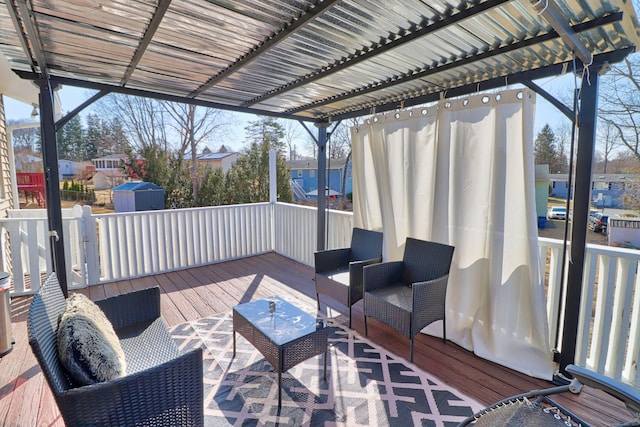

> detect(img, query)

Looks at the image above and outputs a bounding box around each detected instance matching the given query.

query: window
[310,170,315,177]
[297,170,302,178]
[593,181,608,190]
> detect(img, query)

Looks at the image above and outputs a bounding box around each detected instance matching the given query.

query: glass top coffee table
[232,297,328,409]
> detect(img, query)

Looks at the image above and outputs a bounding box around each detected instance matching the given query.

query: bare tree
[97,95,234,204]
[595,122,620,174]
[599,56,640,162]
[163,103,234,203]
[9,124,40,152]
[304,134,317,159]
[163,102,234,156]
[280,119,304,160]
[328,123,350,160]
[554,122,573,173]
[328,118,359,205]
[96,95,168,153]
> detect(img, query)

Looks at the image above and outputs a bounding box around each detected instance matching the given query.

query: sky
[4,73,577,154]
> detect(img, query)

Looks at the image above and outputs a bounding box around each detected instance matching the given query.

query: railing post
[82,205,100,286]
[315,122,329,251]
[269,149,277,251]
[269,149,277,204]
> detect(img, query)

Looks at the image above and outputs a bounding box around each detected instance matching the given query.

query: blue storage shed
[112,182,164,212]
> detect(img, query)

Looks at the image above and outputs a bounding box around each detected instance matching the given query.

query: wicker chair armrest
[315,248,351,273]
[363,261,404,292]
[95,287,161,331]
[347,256,383,301]
[349,256,383,284]
[58,347,204,427]
[411,274,449,333]
[350,256,382,269]
[566,364,640,415]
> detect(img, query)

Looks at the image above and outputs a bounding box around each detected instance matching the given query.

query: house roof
[15,153,41,163]
[550,173,639,182]
[288,159,347,170]
[112,181,162,191]
[1,1,638,122]
[185,152,239,161]
[306,188,342,197]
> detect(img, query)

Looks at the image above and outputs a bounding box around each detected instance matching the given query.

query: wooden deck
[0,253,629,426]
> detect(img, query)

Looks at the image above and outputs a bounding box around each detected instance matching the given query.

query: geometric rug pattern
[170,309,482,427]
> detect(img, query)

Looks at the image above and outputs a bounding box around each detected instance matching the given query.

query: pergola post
[315,122,329,251]
[38,78,68,296]
[559,66,601,374]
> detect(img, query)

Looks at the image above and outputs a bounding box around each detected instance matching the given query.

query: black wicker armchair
[363,237,454,362]
[27,274,204,427]
[315,227,383,327]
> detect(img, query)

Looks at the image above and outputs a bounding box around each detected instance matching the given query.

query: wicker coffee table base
[232,304,328,409]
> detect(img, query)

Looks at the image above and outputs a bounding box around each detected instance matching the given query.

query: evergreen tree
[225,118,292,204]
[83,114,101,160]
[123,146,192,208]
[197,167,229,206]
[81,114,130,159]
[57,115,84,160]
[534,124,564,173]
[244,117,286,154]
[102,117,129,155]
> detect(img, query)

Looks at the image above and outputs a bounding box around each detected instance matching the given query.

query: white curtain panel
[351,89,554,380]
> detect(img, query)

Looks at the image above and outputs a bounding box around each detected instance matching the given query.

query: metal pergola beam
[286,12,622,116]
[4,0,36,72]
[522,80,574,122]
[14,71,320,122]
[16,0,49,78]
[121,0,172,85]
[13,45,629,129]
[531,0,593,66]
[326,48,632,122]
[244,0,511,107]
[189,0,342,98]
[55,90,108,130]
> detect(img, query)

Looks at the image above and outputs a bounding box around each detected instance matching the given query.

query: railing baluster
[608,257,634,379]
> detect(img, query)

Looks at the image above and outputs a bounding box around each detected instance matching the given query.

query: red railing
[16,172,46,207]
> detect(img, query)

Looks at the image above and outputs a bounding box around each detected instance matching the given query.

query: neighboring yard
[19,188,114,214]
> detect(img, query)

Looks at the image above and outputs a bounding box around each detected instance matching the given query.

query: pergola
[1,0,639,374]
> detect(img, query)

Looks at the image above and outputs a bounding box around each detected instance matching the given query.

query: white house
[58,160,83,179]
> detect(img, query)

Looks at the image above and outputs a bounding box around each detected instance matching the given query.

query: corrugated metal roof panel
[1,0,638,120]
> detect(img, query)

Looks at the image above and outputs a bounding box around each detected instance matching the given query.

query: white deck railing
[91,203,273,283]
[539,236,640,386]
[273,203,353,266]
[3,204,640,386]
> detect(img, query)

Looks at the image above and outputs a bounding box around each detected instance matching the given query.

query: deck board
[0,252,629,426]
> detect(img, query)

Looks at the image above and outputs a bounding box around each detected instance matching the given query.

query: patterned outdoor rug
[170,309,482,426]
